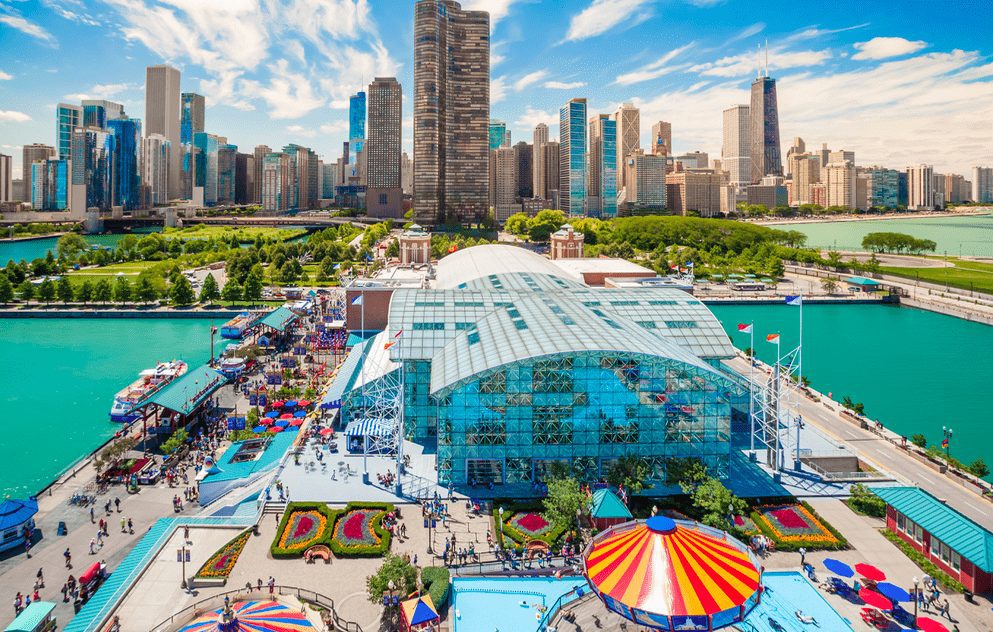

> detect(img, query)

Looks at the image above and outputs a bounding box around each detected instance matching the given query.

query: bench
[305,545,331,564]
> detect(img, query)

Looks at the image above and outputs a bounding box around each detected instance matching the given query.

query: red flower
[770,507,809,530]
[515,513,550,534]
[343,512,366,540]
[293,515,316,539]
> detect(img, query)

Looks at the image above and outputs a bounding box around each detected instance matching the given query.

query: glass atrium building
[330,245,744,492]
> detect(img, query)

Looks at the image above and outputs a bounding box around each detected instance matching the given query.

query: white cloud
[727,22,765,43]
[240,59,325,119]
[491,76,508,103]
[786,23,870,43]
[0,11,58,46]
[514,70,548,91]
[64,82,137,101]
[319,121,348,135]
[565,0,652,42]
[491,53,505,66]
[544,80,586,90]
[285,124,316,137]
[42,0,101,27]
[852,36,927,61]
[460,0,523,26]
[0,111,32,123]
[690,47,831,78]
[614,43,695,85]
[513,106,559,135]
[0,71,12,81]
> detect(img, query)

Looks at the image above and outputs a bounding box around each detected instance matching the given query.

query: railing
[447,553,580,577]
[801,458,893,482]
[147,585,362,632]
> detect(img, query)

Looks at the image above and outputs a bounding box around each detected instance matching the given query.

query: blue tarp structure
[401,594,440,629]
[344,419,389,437]
[0,498,37,531]
[4,600,55,632]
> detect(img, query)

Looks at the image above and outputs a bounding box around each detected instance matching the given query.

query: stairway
[263,499,287,517]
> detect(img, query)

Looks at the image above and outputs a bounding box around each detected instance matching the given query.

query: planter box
[191,576,226,589]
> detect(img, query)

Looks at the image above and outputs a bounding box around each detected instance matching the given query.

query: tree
[671,457,709,489]
[113,276,132,304]
[243,269,264,303]
[161,429,189,456]
[689,476,747,529]
[910,434,927,449]
[37,279,56,304]
[199,273,220,304]
[135,277,158,304]
[170,275,195,305]
[605,455,650,495]
[542,476,585,529]
[821,278,838,295]
[75,280,94,304]
[18,280,35,302]
[826,250,843,269]
[0,274,14,304]
[222,278,243,304]
[94,278,113,304]
[528,210,567,242]
[366,554,418,604]
[504,212,531,237]
[57,276,74,303]
[968,458,990,478]
[56,233,89,260]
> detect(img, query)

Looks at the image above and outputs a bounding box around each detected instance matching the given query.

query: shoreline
[0,307,245,318]
[0,231,68,243]
[756,208,990,226]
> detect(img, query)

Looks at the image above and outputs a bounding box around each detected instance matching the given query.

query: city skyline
[0,1,991,179]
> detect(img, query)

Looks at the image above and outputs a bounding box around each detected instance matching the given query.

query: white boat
[109,361,188,423]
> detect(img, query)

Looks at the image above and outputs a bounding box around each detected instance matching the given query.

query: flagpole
[775,335,781,472]
[360,286,367,480]
[798,295,803,389]
[749,322,755,452]
[395,331,405,496]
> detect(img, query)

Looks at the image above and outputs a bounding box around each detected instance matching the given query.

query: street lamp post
[498,505,504,544]
[912,576,919,620]
[943,426,953,460]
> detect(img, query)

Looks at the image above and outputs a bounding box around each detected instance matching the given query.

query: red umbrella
[267,426,283,433]
[298,399,312,407]
[319,428,335,436]
[271,400,286,408]
[859,588,892,611]
[288,418,304,427]
[915,616,949,632]
[258,417,275,426]
[279,413,294,420]
[855,563,887,582]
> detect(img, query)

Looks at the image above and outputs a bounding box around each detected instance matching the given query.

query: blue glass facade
[560,99,587,216]
[56,104,81,161]
[193,132,219,206]
[867,168,899,209]
[71,128,114,210]
[32,159,69,210]
[82,104,106,130]
[349,91,366,158]
[217,143,238,204]
[108,118,141,210]
[598,117,618,218]
[489,121,507,151]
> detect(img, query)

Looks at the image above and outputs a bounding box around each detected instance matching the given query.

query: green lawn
[881,258,993,295]
[66,261,160,284]
[160,226,306,242]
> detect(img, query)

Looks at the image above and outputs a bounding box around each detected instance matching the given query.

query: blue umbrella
[264,411,279,418]
[285,400,298,408]
[274,419,290,427]
[252,425,267,433]
[283,425,298,433]
[823,558,854,578]
[294,410,307,418]
[876,582,912,603]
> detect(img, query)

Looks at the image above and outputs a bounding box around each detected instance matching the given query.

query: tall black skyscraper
[749,76,782,182]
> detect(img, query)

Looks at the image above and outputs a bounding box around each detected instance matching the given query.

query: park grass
[881,258,993,295]
[160,225,306,242]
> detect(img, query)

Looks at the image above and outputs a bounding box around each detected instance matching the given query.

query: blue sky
[1,0,992,177]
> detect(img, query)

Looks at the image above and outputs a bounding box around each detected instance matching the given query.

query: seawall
[0,308,243,318]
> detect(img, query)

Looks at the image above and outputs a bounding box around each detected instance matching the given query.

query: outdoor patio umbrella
[915,616,949,632]
[298,400,312,407]
[859,588,893,611]
[285,400,298,408]
[279,413,294,420]
[319,428,335,436]
[288,418,304,427]
[823,558,854,578]
[177,599,314,632]
[293,410,307,418]
[266,426,283,433]
[274,419,290,427]
[271,400,286,408]
[258,418,275,426]
[282,425,298,433]
[876,582,912,603]
[855,563,887,582]
[263,411,279,418]
[252,425,267,433]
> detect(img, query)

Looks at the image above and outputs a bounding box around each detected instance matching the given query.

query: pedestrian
[268,576,275,594]
[127,518,133,534]
[120,517,127,533]
[89,538,96,555]
[90,507,95,523]
[257,578,263,592]
[24,536,32,558]
[64,548,72,569]
[114,497,121,512]
[942,598,951,620]
[184,526,190,543]
[799,547,806,568]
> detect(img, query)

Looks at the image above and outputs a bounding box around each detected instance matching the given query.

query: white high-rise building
[142,134,171,206]
[145,65,182,199]
[0,153,12,203]
[824,161,856,209]
[614,103,639,191]
[722,105,751,187]
[908,164,936,210]
[973,166,993,203]
[532,123,549,200]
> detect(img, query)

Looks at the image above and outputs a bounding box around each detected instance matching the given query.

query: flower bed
[195,530,252,580]
[732,514,759,534]
[496,505,569,549]
[329,502,394,557]
[270,502,339,558]
[752,502,845,550]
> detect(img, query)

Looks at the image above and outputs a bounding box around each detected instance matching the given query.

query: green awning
[143,364,227,416]
[5,601,55,632]
[845,276,880,287]
[589,489,632,520]
[258,306,299,333]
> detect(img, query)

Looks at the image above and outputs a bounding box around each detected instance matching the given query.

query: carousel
[582,516,763,631]
[178,599,315,632]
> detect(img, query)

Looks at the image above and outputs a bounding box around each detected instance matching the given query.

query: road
[725,355,993,531]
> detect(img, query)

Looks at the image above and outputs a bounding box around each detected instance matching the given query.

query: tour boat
[220,311,264,339]
[109,360,188,423]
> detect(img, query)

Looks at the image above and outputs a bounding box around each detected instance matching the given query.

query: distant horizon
[1,0,991,177]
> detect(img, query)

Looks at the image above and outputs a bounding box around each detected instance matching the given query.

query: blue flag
[785,295,802,306]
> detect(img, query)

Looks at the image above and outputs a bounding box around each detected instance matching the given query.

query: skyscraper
[651,121,671,157]
[721,105,751,187]
[489,120,508,151]
[180,93,205,144]
[413,0,490,226]
[513,141,533,200]
[22,144,55,203]
[32,159,70,211]
[824,161,856,209]
[283,144,319,210]
[543,141,560,208]
[621,149,667,211]
[0,153,11,203]
[107,117,142,210]
[907,164,936,210]
[614,103,639,191]
[235,153,254,205]
[366,77,403,217]
[749,74,782,181]
[489,146,518,223]
[262,152,291,213]
[145,65,182,198]
[217,143,238,204]
[142,134,170,206]
[253,145,271,204]
[56,103,82,161]
[82,100,125,128]
[532,123,549,199]
[70,128,113,211]
[587,114,617,218]
[193,132,219,206]
[973,167,993,203]
[349,90,367,173]
[559,98,587,216]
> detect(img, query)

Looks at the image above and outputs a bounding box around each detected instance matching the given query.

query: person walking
[36,568,44,588]
[127,518,133,534]
[942,598,951,620]
[268,576,275,594]
[257,578,263,592]
[114,497,121,513]
[89,507,95,523]
[64,548,72,569]
[798,547,806,568]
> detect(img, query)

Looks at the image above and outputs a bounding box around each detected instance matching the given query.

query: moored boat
[220,311,265,339]
[109,360,188,423]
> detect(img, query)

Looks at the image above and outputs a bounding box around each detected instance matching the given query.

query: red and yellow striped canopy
[584,517,760,618]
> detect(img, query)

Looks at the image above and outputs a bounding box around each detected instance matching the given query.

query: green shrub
[328,502,395,558]
[846,484,887,518]
[492,502,569,550]
[880,529,964,593]
[270,502,339,558]
[421,566,451,610]
[749,502,849,552]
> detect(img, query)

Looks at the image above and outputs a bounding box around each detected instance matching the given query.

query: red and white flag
[737,323,753,334]
[766,333,780,344]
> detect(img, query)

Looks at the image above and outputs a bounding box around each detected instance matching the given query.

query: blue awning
[344,419,389,437]
[0,498,37,531]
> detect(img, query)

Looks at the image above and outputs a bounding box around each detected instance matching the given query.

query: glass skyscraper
[588,114,617,218]
[193,132,219,206]
[32,159,69,210]
[71,128,114,210]
[489,120,508,151]
[560,98,588,216]
[108,118,141,210]
[349,91,366,158]
[56,104,81,161]
[749,76,782,182]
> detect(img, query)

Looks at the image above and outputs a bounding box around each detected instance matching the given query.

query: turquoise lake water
[710,303,993,470]
[0,229,162,264]
[0,318,212,498]
[774,213,993,257]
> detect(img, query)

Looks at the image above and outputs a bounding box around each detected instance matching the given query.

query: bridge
[0,212,381,231]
